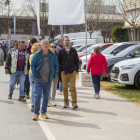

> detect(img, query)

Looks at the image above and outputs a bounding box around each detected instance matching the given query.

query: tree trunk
[90,32,92,39]
[133,27,136,41]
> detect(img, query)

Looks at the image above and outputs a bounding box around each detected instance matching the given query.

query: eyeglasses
[51,46,56,48]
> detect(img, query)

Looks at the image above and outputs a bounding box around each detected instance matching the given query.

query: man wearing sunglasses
[58,36,79,110]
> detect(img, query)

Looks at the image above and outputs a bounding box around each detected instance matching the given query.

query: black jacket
[58,47,79,74]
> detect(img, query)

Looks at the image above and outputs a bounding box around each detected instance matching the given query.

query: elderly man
[58,36,79,110]
[57,39,63,52]
[31,39,59,121]
[5,41,29,102]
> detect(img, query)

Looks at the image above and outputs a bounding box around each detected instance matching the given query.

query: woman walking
[29,43,41,112]
[48,42,59,106]
[0,45,4,66]
[87,46,108,99]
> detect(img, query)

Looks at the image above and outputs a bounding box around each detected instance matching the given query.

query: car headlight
[121,65,135,69]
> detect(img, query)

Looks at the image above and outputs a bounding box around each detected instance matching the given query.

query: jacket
[30,49,59,81]
[5,48,30,75]
[87,53,108,75]
[0,48,4,60]
[57,44,63,52]
[58,47,79,74]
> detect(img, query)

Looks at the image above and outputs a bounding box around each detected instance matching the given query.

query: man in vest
[5,41,30,102]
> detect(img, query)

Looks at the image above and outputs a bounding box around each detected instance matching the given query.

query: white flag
[33,0,40,35]
[48,0,85,25]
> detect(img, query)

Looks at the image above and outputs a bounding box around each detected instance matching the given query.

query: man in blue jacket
[31,39,59,121]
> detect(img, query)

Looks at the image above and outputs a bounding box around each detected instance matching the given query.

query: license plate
[111,73,117,78]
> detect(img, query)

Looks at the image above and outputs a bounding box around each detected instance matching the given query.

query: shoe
[69,92,71,96]
[63,103,69,108]
[52,101,56,106]
[8,93,13,99]
[18,96,26,102]
[23,94,26,98]
[47,101,52,107]
[94,94,100,99]
[57,91,62,95]
[41,113,48,119]
[16,84,19,89]
[31,106,34,112]
[32,114,39,121]
[26,95,30,99]
[72,104,78,110]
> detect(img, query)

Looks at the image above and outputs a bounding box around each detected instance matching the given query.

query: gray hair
[94,46,101,54]
[57,39,63,44]
[41,39,49,45]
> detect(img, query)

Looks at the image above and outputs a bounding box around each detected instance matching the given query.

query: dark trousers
[24,75,30,96]
[92,75,101,94]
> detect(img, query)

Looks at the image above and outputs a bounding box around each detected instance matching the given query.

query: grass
[100,79,140,105]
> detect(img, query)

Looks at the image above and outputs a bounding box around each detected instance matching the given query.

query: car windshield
[77,44,93,52]
[82,45,97,53]
[116,46,137,56]
[102,44,119,54]
[74,45,83,50]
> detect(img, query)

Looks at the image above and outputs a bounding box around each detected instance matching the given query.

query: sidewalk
[0,65,140,140]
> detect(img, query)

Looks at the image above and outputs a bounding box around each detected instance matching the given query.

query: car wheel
[134,71,140,90]
[107,66,113,81]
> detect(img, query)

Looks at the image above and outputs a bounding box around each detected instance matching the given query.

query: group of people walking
[4,36,79,121]
[2,35,108,121]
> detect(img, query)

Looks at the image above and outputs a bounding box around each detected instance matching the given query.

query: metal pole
[14,14,16,40]
[85,0,87,70]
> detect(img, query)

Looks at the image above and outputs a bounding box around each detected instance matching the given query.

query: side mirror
[130,52,136,57]
[113,51,118,55]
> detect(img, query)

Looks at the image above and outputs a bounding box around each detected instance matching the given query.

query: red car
[78,43,115,58]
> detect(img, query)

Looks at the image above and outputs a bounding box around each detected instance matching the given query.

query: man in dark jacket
[24,38,37,99]
[58,36,79,110]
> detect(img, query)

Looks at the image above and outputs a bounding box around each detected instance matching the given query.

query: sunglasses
[51,46,56,48]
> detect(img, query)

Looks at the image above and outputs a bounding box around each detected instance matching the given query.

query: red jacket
[87,53,108,75]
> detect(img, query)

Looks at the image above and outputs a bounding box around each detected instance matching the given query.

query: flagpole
[85,0,87,70]
[14,14,16,40]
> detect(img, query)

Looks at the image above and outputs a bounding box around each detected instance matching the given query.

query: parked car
[78,43,114,58]
[102,42,139,57]
[111,57,140,89]
[102,44,140,80]
[79,43,115,69]
[70,39,96,46]
[72,44,84,50]
[77,44,94,53]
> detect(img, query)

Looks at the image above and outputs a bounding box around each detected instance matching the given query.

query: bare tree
[110,0,140,41]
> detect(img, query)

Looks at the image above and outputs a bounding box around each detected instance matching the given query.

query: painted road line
[26,99,56,140]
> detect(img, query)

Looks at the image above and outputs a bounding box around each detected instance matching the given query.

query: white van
[55,31,104,44]
[70,39,96,46]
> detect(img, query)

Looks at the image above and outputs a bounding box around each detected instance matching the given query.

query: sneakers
[57,91,62,95]
[18,96,26,102]
[32,114,39,121]
[63,103,69,108]
[52,101,56,106]
[8,93,13,99]
[94,94,100,99]
[72,104,78,110]
[26,95,30,99]
[41,113,48,119]
[31,106,34,112]
[47,101,52,107]
[16,84,19,89]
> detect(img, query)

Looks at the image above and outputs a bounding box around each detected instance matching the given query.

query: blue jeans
[91,75,101,94]
[9,71,25,96]
[34,79,51,115]
[24,75,30,96]
[59,82,71,92]
[29,74,35,107]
